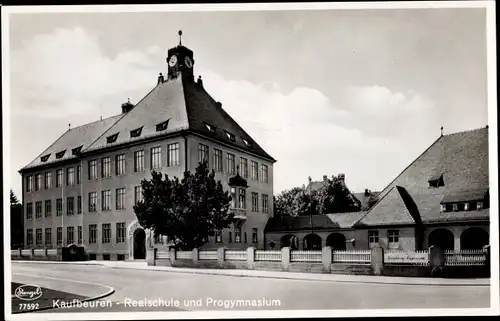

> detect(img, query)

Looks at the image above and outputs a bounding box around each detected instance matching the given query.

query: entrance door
[133,229,146,259]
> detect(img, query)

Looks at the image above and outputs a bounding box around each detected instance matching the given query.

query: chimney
[338,173,345,182]
[217,102,222,108]
[365,189,369,196]
[308,176,312,183]
[121,99,134,114]
[157,73,164,85]
[323,175,328,181]
[197,75,203,88]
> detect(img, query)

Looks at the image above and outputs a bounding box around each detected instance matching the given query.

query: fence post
[429,245,444,277]
[217,247,225,268]
[322,246,332,273]
[44,248,48,258]
[18,248,22,257]
[247,247,255,270]
[169,247,176,266]
[192,248,199,266]
[146,247,156,266]
[281,247,290,271]
[483,245,491,277]
[371,246,384,276]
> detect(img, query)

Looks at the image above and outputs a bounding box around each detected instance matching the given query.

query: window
[428,175,444,188]
[66,167,75,186]
[227,153,235,175]
[26,202,33,219]
[78,226,82,244]
[445,203,453,212]
[117,254,125,261]
[225,131,235,141]
[205,123,216,133]
[26,176,33,192]
[41,154,50,162]
[198,144,209,165]
[457,203,465,211]
[103,254,111,260]
[35,201,42,218]
[238,188,246,209]
[251,193,259,212]
[116,188,125,210]
[106,133,118,144]
[67,226,74,244]
[77,196,82,214]
[116,222,126,243]
[27,229,33,246]
[57,227,63,245]
[44,172,52,189]
[72,146,83,156]
[89,253,97,260]
[45,200,52,217]
[56,198,63,216]
[244,232,248,243]
[101,157,111,178]
[167,143,180,167]
[102,223,111,243]
[368,230,379,245]
[36,229,42,245]
[134,150,145,172]
[261,164,269,183]
[234,226,241,243]
[250,161,258,180]
[477,201,483,210]
[151,147,162,169]
[156,120,169,132]
[89,224,97,244]
[215,230,222,243]
[77,166,81,184]
[214,149,223,171]
[240,157,248,178]
[45,228,52,245]
[88,192,97,212]
[35,174,42,191]
[252,228,258,243]
[67,197,74,215]
[88,160,97,180]
[56,150,66,159]
[115,154,125,175]
[388,230,399,244]
[134,186,143,204]
[102,190,111,211]
[56,169,63,187]
[229,231,232,243]
[130,127,143,138]
[262,194,269,213]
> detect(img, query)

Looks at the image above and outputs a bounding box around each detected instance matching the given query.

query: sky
[6,7,489,200]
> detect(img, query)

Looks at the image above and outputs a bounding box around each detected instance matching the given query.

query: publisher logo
[14,285,43,301]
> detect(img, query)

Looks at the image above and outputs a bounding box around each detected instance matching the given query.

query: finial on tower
[178,30,183,46]
[68,123,71,130]
[440,126,444,136]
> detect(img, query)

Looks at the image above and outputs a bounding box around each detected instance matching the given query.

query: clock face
[184,56,193,68]
[168,55,178,67]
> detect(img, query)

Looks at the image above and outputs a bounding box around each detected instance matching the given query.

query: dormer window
[156,120,169,132]
[204,123,216,133]
[55,150,66,159]
[72,146,83,156]
[106,133,119,144]
[242,138,251,147]
[428,174,444,188]
[225,131,235,142]
[40,154,50,162]
[130,127,143,138]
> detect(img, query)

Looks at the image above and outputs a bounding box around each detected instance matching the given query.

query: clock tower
[166,30,195,82]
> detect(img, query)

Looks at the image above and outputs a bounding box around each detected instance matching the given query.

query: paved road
[11,262,490,313]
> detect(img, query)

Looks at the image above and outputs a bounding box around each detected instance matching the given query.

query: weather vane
[178,30,183,46]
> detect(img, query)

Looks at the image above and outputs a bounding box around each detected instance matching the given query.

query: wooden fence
[444,249,487,266]
[333,250,371,265]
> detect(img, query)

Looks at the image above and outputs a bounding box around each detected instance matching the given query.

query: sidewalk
[13,260,490,286]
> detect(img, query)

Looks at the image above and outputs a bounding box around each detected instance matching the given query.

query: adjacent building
[265,127,490,251]
[19,34,276,260]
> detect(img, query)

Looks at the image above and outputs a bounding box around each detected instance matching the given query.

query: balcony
[231,208,247,220]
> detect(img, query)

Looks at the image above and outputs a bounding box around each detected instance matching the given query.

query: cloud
[9,26,439,198]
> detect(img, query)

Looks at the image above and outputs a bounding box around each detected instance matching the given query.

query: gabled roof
[265,211,367,232]
[359,127,489,225]
[355,186,418,227]
[21,114,122,171]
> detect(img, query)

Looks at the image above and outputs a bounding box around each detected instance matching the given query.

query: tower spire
[178,30,183,46]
